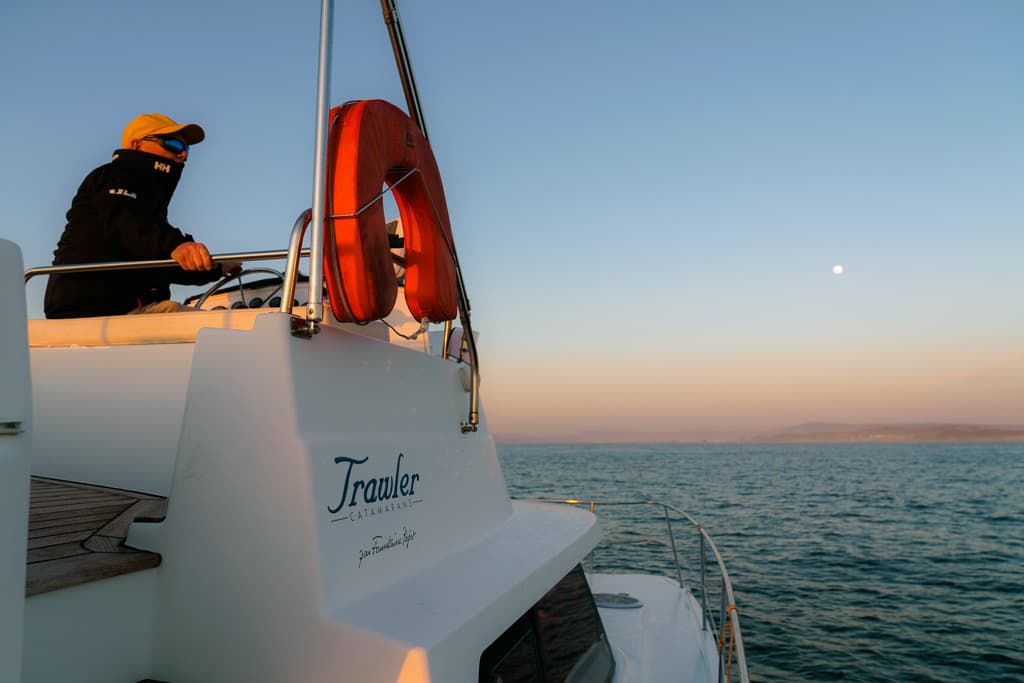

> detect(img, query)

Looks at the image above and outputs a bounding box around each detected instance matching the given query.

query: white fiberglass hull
[19,298,601,682]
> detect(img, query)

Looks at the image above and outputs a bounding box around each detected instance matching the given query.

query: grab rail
[533,499,749,683]
[24,249,308,283]
[281,209,313,318]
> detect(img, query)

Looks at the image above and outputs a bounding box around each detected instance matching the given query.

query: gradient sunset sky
[2,1,1021,439]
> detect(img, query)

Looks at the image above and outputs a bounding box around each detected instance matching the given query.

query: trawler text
[328,452,420,514]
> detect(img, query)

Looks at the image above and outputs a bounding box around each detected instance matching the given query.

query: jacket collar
[110,148,184,208]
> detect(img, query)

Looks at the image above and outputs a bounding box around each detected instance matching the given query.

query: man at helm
[44,113,238,318]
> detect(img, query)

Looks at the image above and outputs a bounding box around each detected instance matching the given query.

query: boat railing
[23,249,305,284]
[533,499,749,683]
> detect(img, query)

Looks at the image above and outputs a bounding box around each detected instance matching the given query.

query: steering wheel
[191,267,286,310]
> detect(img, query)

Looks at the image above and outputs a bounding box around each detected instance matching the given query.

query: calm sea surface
[497,443,1024,683]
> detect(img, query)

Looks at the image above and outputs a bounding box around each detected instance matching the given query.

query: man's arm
[101,195,231,283]
[104,198,193,261]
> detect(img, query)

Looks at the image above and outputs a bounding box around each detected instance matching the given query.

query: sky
[1,1,1021,440]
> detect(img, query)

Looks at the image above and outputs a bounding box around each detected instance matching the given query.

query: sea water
[498,442,1024,683]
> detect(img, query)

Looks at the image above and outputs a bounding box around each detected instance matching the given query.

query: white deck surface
[590,573,720,683]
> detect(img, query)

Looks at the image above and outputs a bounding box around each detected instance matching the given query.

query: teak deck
[26,477,167,596]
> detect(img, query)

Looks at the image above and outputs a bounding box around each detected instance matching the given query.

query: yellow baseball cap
[121,113,205,148]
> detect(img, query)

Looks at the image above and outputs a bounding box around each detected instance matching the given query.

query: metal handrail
[24,249,310,283]
[532,498,750,683]
[281,209,313,315]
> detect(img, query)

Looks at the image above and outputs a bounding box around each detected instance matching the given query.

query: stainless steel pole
[306,0,335,334]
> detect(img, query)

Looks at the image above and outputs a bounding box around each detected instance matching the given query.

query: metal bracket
[296,302,323,338]
[290,316,318,339]
[306,302,324,321]
[0,421,24,435]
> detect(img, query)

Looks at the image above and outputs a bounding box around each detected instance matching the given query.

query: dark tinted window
[480,614,542,683]
[479,565,615,683]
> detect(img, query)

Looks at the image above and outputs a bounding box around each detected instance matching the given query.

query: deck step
[26,477,167,596]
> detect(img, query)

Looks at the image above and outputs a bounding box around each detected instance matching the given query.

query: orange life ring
[324,99,458,324]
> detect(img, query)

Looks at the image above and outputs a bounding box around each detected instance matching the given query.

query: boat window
[479,564,615,683]
[480,613,543,682]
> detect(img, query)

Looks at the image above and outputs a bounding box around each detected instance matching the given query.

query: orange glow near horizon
[481,342,1024,439]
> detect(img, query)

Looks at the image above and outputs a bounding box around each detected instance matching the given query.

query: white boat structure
[1,1,748,681]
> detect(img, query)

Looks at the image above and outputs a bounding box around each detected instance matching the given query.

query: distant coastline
[748,422,1024,443]
[495,422,1024,444]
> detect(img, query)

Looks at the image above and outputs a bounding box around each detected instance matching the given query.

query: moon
[832,264,844,275]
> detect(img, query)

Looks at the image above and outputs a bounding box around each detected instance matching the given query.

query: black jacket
[44,149,221,318]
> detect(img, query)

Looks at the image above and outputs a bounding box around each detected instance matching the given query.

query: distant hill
[492,429,742,444]
[750,422,1024,443]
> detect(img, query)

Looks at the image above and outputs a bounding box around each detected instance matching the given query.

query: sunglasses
[144,136,189,154]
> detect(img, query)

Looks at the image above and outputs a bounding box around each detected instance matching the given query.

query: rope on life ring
[324,99,458,324]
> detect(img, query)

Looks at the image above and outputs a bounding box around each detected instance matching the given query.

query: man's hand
[171,242,215,271]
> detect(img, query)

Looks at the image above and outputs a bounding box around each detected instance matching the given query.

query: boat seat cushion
[27,309,269,347]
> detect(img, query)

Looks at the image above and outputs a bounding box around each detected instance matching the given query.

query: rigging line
[380,0,428,139]
[381,317,429,341]
[374,164,474,327]
[326,168,419,220]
